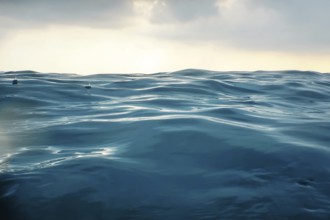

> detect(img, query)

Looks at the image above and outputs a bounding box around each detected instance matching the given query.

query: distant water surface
[1,69,330,219]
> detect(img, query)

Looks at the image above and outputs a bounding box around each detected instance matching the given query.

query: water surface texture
[1,69,330,219]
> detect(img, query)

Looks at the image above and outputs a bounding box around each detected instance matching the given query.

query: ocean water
[0,69,330,219]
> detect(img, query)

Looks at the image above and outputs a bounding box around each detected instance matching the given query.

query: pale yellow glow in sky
[1,25,329,74]
[1,0,330,74]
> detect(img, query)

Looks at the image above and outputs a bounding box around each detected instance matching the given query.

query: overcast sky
[1,0,329,74]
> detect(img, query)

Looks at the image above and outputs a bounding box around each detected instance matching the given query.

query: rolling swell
[1,69,330,219]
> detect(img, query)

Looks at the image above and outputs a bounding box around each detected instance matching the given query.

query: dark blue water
[1,69,330,219]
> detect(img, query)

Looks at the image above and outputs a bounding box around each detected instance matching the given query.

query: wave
[1,69,330,219]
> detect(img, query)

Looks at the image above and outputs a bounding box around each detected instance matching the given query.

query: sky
[0,0,329,74]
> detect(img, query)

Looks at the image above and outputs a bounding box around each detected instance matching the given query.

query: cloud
[243,0,330,50]
[148,0,220,23]
[145,0,330,53]
[0,0,136,28]
[0,0,329,54]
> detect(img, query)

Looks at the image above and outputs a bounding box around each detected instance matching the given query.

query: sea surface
[1,69,330,219]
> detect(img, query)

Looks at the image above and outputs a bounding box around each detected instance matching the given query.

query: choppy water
[1,69,330,219]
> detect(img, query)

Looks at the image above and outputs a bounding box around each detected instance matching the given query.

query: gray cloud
[146,0,330,53]
[149,0,219,23]
[0,0,329,53]
[0,0,136,28]
[234,0,330,53]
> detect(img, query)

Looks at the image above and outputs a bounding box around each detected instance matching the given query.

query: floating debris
[85,82,92,89]
[12,76,18,85]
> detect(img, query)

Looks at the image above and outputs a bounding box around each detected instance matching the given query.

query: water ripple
[1,69,330,219]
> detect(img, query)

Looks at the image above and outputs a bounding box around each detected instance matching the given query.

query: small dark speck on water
[296,178,315,187]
